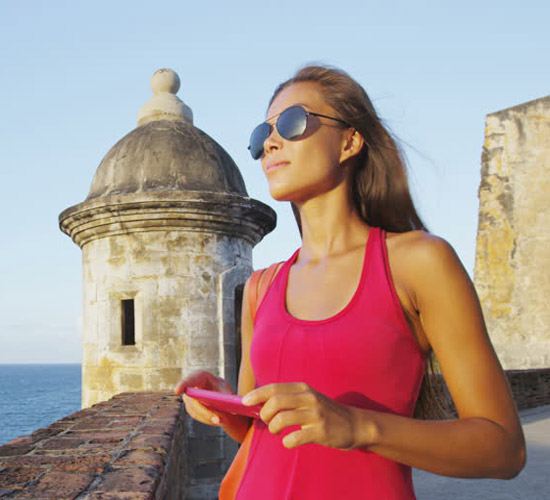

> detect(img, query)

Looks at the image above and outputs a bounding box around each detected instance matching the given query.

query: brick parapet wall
[0,392,188,499]
[1,368,549,498]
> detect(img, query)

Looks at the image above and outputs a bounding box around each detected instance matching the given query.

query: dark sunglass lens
[277,106,307,140]
[248,122,272,159]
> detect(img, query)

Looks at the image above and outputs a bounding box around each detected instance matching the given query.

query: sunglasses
[247,104,351,160]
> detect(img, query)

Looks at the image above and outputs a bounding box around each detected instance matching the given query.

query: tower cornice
[59,191,276,248]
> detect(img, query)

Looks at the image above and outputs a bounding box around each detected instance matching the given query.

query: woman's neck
[294,195,369,263]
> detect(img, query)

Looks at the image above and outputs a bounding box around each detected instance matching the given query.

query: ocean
[0,364,81,446]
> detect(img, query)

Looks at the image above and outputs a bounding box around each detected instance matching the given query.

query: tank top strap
[253,249,299,327]
[359,224,390,300]
[352,225,381,309]
[368,226,423,350]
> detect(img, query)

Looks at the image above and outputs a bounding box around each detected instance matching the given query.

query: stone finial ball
[151,68,180,95]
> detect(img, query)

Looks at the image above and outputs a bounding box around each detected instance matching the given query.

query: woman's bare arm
[352,232,526,479]
[219,275,256,443]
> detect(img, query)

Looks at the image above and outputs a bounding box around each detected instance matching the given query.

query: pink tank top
[236,226,426,499]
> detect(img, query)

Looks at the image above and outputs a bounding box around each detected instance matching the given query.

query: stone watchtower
[474,95,550,369]
[59,68,276,408]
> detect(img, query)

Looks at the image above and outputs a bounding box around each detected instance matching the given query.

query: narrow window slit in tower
[121,299,135,346]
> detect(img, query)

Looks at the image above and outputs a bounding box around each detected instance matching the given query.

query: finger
[282,426,312,449]
[174,371,205,395]
[243,382,309,406]
[267,408,312,435]
[174,370,217,395]
[182,393,213,417]
[260,392,312,424]
[182,394,224,425]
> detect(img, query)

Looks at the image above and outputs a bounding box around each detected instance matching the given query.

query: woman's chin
[268,187,297,202]
[268,183,314,204]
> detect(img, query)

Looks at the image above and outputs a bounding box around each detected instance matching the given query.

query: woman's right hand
[174,369,234,427]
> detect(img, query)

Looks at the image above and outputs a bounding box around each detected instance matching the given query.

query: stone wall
[474,96,550,369]
[506,368,550,410]
[0,392,221,499]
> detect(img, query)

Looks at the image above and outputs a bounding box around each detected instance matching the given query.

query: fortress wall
[474,96,550,369]
[0,392,224,499]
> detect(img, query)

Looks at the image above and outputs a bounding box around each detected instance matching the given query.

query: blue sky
[0,1,548,363]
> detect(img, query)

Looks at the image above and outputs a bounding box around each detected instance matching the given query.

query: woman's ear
[340,129,365,165]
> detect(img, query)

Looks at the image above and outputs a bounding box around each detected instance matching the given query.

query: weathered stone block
[475,96,550,369]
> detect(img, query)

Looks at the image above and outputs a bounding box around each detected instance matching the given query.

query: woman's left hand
[242,382,359,450]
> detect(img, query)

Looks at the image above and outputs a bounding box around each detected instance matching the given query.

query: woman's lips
[266,161,289,172]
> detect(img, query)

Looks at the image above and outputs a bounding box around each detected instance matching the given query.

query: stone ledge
[0,392,187,499]
[58,191,277,248]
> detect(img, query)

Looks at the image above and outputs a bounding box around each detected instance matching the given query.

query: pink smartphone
[184,387,263,419]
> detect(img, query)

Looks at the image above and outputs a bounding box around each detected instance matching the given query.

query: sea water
[0,364,81,445]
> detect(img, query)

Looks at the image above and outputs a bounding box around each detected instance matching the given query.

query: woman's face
[260,81,352,203]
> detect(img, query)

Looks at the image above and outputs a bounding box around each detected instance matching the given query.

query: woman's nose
[263,124,283,155]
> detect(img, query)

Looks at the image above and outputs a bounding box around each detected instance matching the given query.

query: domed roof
[86,68,247,200]
[87,120,247,200]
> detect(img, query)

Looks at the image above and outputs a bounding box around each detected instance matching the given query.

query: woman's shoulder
[253,260,286,276]
[385,229,465,308]
[386,228,458,264]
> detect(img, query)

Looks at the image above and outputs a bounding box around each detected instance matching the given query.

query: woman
[175,64,526,499]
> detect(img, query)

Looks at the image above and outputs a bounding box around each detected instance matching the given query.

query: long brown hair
[268,63,453,420]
